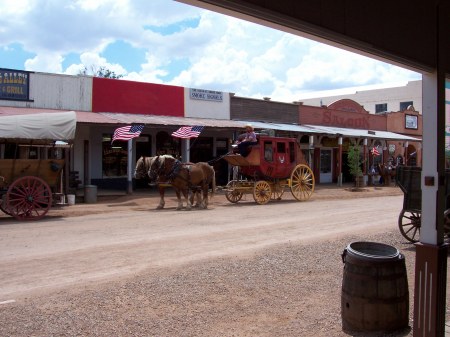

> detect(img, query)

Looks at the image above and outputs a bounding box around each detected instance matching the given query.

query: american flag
[171,125,204,139]
[371,147,380,156]
[112,124,144,142]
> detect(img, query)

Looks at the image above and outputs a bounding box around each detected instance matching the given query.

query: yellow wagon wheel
[290,164,315,201]
[271,182,285,200]
[253,180,272,205]
[224,180,243,203]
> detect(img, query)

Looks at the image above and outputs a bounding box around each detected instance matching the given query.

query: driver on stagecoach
[234,124,258,156]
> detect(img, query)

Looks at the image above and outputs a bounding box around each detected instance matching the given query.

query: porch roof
[303,125,421,141]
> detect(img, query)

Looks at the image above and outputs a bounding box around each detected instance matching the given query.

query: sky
[0,0,422,103]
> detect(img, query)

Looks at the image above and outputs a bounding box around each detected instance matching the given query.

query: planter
[354,175,365,188]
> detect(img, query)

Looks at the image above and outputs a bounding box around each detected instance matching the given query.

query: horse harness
[156,158,202,189]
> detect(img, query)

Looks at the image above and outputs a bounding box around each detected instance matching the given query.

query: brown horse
[135,156,215,210]
[377,163,397,186]
[135,156,171,209]
[148,155,215,210]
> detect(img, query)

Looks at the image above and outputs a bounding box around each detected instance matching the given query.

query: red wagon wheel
[6,176,53,220]
[290,164,315,201]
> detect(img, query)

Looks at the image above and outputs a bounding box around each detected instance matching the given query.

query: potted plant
[347,143,364,189]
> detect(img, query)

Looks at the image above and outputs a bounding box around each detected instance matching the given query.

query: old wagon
[395,165,450,242]
[223,135,315,204]
[0,111,76,220]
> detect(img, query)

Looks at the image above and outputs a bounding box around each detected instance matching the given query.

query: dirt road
[2,186,449,336]
[0,189,403,300]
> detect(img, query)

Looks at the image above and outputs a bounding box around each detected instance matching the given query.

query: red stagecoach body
[223,135,314,205]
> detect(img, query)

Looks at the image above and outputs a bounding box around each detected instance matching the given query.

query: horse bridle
[151,156,182,181]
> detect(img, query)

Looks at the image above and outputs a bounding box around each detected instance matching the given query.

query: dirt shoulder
[46,184,403,218]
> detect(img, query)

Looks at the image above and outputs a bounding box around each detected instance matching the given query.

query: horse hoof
[156,205,164,210]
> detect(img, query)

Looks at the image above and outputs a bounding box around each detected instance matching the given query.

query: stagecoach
[223,135,315,204]
[0,111,76,220]
[395,165,450,242]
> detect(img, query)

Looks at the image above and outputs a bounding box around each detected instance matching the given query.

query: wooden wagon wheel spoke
[6,176,52,220]
[253,180,271,205]
[398,210,421,243]
[290,164,315,201]
[224,180,243,203]
[271,183,285,200]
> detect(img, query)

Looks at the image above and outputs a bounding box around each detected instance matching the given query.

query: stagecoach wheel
[290,164,315,201]
[225,180,243,203]
[253,180,272,205]
[6,176,52,220]
[398,209,421,243]
[271,183,285,200]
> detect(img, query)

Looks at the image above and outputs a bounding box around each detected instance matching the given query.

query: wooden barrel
[341,241,409,332]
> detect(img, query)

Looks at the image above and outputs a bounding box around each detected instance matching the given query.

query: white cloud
[25,53,64,73]
[0,0,421,103]
[64,52,127,76]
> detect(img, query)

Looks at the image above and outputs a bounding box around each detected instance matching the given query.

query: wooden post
[337,136,343,186]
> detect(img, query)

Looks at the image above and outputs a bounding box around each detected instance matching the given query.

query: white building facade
[299,80,422,114]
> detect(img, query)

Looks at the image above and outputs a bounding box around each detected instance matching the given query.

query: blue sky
[0,0,421,102]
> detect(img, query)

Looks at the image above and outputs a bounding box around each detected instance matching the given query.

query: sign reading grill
[190,88,223,102]
[0,69,31,101]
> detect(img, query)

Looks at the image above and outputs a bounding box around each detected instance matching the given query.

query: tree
[78,65,124,79]
[347,143,363,188]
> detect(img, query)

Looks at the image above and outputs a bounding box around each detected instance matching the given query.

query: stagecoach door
[320,148,333,183]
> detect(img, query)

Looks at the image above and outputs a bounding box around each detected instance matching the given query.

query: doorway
[320,148,333,183]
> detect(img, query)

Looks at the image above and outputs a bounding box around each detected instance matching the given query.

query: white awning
[303,125,421,141]
[235,120,323,134]
[0,111,77,142]
[99,112,249,129]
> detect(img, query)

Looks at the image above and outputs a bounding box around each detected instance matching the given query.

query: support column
[404,141,409,165]
[337,136,343,187]
[309,135,314,167]
[363,138,367,175]
[127,139,133,194]
[413,70,447,336]
[182,139,190,162]
[413,243,447,337]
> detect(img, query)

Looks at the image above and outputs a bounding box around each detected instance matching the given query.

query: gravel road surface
[0,185,448,336]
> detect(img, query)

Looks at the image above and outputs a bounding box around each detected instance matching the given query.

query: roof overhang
[304,124,421,141]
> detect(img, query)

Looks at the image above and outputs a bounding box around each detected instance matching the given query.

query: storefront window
[156,131,179,157]
[102,134,128,177]
[370,143,383,173]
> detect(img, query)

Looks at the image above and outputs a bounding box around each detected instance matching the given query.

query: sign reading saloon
[0,69,30,101]
[190,88,223,102]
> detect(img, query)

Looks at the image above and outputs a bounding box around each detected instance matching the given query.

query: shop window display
[102,134,128,177]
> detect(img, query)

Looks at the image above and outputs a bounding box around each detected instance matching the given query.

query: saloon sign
[0,69,30,101]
